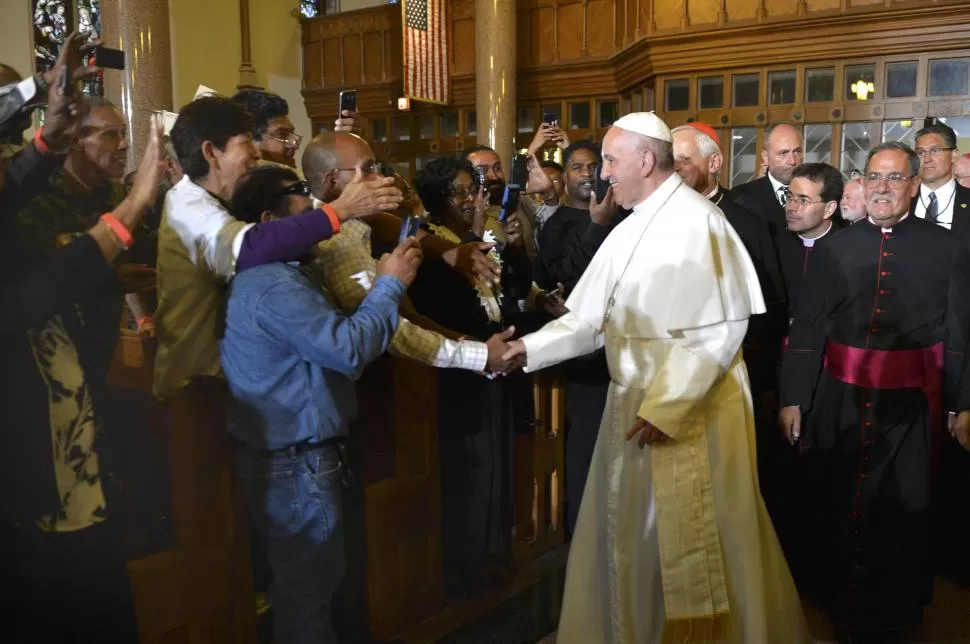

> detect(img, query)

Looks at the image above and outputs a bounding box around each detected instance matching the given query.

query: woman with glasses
[410,157,539,597]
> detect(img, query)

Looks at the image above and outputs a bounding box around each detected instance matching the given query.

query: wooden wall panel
[517,8,531,69]
[808,0,841,11]
[655,0,685,31]
[557,3,586,59]
[767,0,800,18]
[305,40,324,88]
[692,0,723,26]
[851,0,884,6]
[362,32,383,84]
[725,0,759,21]
[342,35,363,86]
[385,28,401,81]
[587,0,616,55]
[531,7,557,64]
[323,38,342,87]
[452,19,475,74]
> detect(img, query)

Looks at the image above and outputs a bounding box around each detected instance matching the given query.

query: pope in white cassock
[503,113,810,643]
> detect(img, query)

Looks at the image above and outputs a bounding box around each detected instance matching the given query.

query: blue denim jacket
[220,262,404,450]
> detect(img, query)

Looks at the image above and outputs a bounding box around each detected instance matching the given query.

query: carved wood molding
[303,6,394,41]
[613,4,970,91]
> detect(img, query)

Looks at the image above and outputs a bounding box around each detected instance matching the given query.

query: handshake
[484,326,527,375]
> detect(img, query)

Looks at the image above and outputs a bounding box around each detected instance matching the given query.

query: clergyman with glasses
[780,141,970,643]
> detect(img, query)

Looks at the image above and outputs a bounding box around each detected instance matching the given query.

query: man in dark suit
[911,122,970,243]
[729,122,811,315]
[911,123,970,581]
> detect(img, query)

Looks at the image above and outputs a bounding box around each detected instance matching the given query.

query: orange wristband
[33,128,52,154]
[320,203,341,233]
[100,213,134,249]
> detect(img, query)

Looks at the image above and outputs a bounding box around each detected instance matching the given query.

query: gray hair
[864,141,920,178]
[671,125,720,157]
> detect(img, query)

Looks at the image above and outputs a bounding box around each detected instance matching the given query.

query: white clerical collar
[867,213,909,232]
[920,177,956,202]
[704,184,719,199]
[631,173,683,216]
[798,220,833,247]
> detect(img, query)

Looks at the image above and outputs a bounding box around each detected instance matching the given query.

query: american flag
[403,0,449,104]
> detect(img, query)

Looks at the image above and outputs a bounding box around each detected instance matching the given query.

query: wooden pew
[109,316,565,642]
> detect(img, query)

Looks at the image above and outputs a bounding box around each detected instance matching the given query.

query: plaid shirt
[309,219,488,371]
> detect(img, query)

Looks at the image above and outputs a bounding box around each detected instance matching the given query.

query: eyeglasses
[266,132,303,148]
[915,146,955,159]
[450,185,477,200]
[335,161,386,176]
[783,190,826,209]
[277,180,311,197]
[864,173,914,188]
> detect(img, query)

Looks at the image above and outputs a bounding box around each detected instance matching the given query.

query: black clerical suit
[908,180,970,581]
[535,205,615,535]
[729,175,809,316]
[780,215,970,634]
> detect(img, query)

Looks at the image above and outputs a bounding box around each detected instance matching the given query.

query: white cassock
[521,173,810,643]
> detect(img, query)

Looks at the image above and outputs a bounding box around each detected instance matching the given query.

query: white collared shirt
[767,172,788,206]
[153,176,253,396]
[914,178,956,230]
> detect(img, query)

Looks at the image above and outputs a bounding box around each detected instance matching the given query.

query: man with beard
[730,122,810,313]
[463,144,557,265]
[231,89,303,171]
[840,177,867,224]
[780,142,970,642]
[534,139,617,534]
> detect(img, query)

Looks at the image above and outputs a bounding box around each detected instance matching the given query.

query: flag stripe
[403,0,448,104]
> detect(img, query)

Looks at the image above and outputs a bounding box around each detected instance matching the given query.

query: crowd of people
[2,28,970,644]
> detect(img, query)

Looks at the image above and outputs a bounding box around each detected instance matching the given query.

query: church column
[100,0,174,171]
[237,0,259,89]
[475,0,516,167]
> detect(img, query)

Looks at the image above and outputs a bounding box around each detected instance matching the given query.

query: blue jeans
[236,444,346,644]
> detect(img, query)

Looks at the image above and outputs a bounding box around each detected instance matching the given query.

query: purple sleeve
[235,208,337,273]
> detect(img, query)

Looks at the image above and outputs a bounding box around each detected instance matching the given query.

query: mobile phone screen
[338,90,358,116]
[510,153,529,189]
[398,215,420,245]
[94,46,125,70]
[595,166,611,202]
[499,185,521,223]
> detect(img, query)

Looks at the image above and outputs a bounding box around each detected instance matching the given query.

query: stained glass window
[33,0,103,99]
[299,0,320,18]
[34,0,71,74]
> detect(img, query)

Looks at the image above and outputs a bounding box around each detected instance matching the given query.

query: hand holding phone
[93,46,125,70]
[398,214,421,245]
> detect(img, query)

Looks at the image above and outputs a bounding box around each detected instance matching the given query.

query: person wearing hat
[502,112,809,643]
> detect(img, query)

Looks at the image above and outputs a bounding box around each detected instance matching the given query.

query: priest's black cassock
[780,214,970,633]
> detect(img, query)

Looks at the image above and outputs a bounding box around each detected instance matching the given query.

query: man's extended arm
[309,235,489,372]
[257,274,405,379]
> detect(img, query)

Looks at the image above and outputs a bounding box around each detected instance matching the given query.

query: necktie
[778,186,788,206]
[926,191,939,223]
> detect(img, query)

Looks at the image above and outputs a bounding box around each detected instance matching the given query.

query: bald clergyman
[502,112,809,643]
